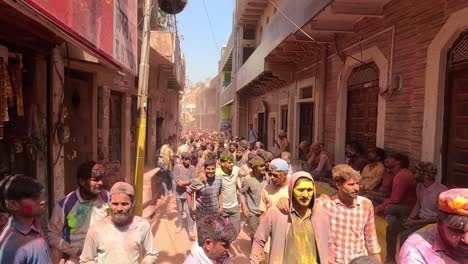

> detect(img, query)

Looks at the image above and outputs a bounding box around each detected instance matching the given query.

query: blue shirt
[0,217,52,264]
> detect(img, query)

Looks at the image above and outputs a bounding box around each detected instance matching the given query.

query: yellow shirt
[360,162,385,191]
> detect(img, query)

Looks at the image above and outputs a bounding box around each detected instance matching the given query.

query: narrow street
[145,196,252,263]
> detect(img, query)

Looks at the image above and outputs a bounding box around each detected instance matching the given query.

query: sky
[176,0,235,87]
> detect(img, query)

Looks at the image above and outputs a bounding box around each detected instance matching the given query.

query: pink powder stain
[22,203,33,216]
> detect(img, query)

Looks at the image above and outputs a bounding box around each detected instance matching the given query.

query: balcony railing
[219,32,234,71]
[220,79,236,107]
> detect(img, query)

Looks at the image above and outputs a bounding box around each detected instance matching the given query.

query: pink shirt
[399,227,468,264]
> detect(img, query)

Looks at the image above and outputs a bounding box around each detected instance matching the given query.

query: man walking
[183,214,237,264]
[80,182,158,264]
[217,152,247,237]
[251,171,332,264]
[48,161,109,263]
[249,124,258,150]
[173,152,197,240]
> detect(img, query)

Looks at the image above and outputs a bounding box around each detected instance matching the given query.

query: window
[300,86,313,99]
[281,105,288,132]
[243,24,256,40]
[243,47,255,63]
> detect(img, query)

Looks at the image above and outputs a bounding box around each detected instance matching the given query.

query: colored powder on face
[22,203,33,216]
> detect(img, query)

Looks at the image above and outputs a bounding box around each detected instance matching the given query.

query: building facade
[219,0,468,187]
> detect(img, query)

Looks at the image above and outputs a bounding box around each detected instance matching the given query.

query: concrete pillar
[122,95,132,182]
[50,46,65,204]
[102,86,110,163]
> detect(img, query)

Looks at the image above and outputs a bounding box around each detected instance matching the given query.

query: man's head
[258,151,273,171]
[0,175,46,218]
[204,159,217,179]
[299,141,310,152]
[269,158,289,187]
[368,147,386,163]
[109,182,135,227]
[235,146,246,160]
[437,189,468,259]
[332,164,361,199]
[250,156,266,175]
[254,141,263,150]
[181,152,191,166]
[277,130,287,139]
[384,153,409,170]
[197,214,236,261]
[414,161,437,183]
[77,161,104,197]
[345,141,363,158]
[228,142,237,154]
[309,143,322,155]
[280,152,291,164]
[249,124,253,129]
[292,177,314,209]
[219,152,234,173]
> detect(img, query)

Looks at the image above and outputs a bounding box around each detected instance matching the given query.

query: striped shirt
[318,195,381,264]
[190,176,222,217]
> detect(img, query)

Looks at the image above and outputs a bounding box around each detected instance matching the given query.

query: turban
[414,162,437,179]
[438,188,468,216]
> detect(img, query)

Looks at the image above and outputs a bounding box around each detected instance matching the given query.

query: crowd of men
[0,127,467,264]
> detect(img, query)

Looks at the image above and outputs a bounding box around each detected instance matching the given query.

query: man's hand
[189,208,197,221]
[176,179,183,187]
[402,218,419,229]
[277,197,289,215]
[242,206,249,218]
[218,206,223,216]
[198,172,207,183]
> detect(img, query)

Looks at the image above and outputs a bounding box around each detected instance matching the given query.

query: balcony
[150,31,186,90]
[235,0,331,92]
[219,32,234,72]
[220,78,236,107]
[237,0,269,24]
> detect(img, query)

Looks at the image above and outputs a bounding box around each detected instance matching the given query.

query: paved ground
[145,195,252,263]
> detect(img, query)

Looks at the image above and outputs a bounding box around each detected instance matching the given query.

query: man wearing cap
[173,152,197,240]
[384,162,447,263]
[48,161,109,264]
[399,188,468,264]
[258,158,290,261]
[80,182,158,264]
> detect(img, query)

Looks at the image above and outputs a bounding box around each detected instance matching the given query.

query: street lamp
[134,0,188,216]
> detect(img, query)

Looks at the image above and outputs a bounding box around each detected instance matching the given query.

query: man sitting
[345,141,368,172]
[384,162,447,264]
[359,148,386,193]
[399,188,468,263]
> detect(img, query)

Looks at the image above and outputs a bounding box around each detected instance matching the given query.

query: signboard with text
[22,0,138,75]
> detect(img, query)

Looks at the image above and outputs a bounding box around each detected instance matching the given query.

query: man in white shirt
[80,182,158,264]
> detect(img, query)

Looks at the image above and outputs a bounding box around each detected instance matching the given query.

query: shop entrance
[444,31,468,187]
[64,69,93,194]
[346,63,379,155]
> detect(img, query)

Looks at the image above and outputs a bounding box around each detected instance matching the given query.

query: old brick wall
[323,0,468,165]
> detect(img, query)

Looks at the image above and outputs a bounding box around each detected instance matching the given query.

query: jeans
[248,214,260,242]
[384,204,415,261]
[176,197,193,233]
[223,205,241,238]
[160,170,172,196]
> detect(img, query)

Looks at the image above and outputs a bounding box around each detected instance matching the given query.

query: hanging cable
[201,0,220,54]
[267,0,378,74]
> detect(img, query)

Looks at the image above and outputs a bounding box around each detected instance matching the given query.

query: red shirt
[377,168,417,210]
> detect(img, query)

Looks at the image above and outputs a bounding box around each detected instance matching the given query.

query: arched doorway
[443,31,468,187]
[346,63,379,154]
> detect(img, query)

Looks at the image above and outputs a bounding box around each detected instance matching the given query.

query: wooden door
[444,70,468,187]
[257,113,265,143]
[109,92,122,162]
[299,102,314,143]
[346,63,379,154]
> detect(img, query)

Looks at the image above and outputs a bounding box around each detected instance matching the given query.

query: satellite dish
[158,0,188,14]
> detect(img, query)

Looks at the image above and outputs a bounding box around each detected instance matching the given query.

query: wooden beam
[330,2,384,17]
[307,20,355,33]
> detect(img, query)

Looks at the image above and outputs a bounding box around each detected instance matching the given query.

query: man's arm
[376,173,411,212]
[79,226,98,264]
[141,221,158,264]
[47,203,81,257]
[363,202,382,262]
[250,209,272,264]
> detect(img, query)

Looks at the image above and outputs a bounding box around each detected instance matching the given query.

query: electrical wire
[201,0,220,53]
[267,0,379,74]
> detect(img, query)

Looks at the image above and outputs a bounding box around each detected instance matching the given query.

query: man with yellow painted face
[250,171,333,264]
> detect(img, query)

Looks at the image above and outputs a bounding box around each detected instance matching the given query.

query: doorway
[443,31,468,187]
[257,112,265,144]
[109,92,122,162]
[299,102,314,144]
[346,63,379,155]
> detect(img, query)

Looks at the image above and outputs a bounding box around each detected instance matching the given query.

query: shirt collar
[10,217,41,236]
[76,188,101,204]
[333,195,361,207]
[291,206,312,220]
